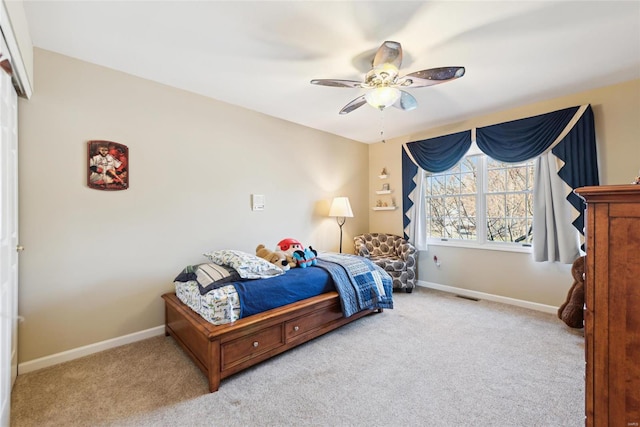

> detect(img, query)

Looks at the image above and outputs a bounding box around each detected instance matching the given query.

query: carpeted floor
[11,287,585,426]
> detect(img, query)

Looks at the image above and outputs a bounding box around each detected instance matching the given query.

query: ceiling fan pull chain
[380,110,386,143]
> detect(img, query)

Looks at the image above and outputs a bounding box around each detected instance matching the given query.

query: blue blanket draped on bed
[316,253,394,317]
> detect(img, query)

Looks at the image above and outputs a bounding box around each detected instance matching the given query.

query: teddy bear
[557,255,585,328]
[256,244,290,271]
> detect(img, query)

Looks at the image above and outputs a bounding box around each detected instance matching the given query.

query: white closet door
[0,50,19,427]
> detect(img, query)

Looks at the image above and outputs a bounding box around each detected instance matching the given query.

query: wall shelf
[374,168,393,211]
[371,168,397,211]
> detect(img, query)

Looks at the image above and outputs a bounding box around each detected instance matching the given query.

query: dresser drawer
[221,324,284,370]
[285,303,343,343]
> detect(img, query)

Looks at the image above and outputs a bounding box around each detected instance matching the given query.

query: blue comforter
[233,266,335,317]
[232,253,393,318]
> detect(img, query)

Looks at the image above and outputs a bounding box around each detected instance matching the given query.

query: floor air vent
[455,294,480,302]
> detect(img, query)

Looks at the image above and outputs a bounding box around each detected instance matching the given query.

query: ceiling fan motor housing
[363,63,399,88]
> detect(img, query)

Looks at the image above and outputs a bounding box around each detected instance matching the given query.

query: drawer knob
[293,326,299,331]
[253,341,259,347]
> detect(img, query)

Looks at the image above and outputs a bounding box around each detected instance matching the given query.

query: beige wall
[369,79,640,307]
[17,49,370,362]
[17,46,640,363]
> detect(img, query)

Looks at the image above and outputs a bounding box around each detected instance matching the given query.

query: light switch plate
[252,194,265,211]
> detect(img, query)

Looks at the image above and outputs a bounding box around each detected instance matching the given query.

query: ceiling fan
[311,41,465,115]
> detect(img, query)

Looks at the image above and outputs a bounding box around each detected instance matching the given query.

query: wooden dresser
[575,185,640,427]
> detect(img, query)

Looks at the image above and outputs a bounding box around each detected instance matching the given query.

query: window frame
[424,145,534,254]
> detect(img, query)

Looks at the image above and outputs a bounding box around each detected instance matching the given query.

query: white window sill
[425,239,532,254]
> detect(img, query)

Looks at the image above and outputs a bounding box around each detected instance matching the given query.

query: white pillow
[203,249,284,279]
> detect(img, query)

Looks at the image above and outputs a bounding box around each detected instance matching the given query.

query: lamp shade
[329,197,354,218]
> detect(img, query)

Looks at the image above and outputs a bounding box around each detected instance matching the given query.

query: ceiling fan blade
[310,79,363,88]
[339,95,368,115]
[372,41,403,69]
[393,91,418,111]
[402,67,465,88]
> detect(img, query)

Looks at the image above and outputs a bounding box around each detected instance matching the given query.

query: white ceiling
[22,1,640,144]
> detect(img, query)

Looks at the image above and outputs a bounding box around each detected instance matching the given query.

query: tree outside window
[425,155,534,246]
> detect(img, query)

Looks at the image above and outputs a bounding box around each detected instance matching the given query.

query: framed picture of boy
[87,140,129,190]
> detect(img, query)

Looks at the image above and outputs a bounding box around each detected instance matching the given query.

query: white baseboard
[18,325,165,375]
[18,283,557,374]
[417,280,558,314]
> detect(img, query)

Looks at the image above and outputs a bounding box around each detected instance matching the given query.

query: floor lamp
[329,197,354,253]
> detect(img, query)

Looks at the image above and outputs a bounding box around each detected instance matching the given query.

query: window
[424,154,535,248]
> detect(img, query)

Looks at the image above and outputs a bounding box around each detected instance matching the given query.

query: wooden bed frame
[162,291,381,392]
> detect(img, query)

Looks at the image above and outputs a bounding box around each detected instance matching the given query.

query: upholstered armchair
[353,233,418,293]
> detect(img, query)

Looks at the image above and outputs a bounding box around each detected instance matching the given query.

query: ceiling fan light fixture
[311,41,465,115]
[365,87,401,110]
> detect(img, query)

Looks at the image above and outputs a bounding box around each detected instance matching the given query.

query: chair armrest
[398,241,417,262]
[354,238,370,257]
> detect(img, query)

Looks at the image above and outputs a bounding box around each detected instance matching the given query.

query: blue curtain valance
[476,106,579,162]
[405,130,472,173]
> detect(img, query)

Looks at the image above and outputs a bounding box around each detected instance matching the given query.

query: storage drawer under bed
[285,302,343,343]
[221,324,284,370]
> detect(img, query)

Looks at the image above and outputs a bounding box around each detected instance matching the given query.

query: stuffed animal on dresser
[557,256,586,328]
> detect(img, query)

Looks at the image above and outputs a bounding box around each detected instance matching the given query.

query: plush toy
[291,246,318,268]
[256,244,290,271]
[292,250,309,268]
[276,238,306,267]
[276,239,319,268]
[275,250,297,270]
[276,238,304,257]
[557,256,585,328]
[305,246,318,266]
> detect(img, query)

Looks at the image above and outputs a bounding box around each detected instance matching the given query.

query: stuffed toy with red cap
[276,238,304,257]
[276,238,315,268]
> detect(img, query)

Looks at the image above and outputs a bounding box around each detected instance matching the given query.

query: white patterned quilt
[175,280,241,325]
